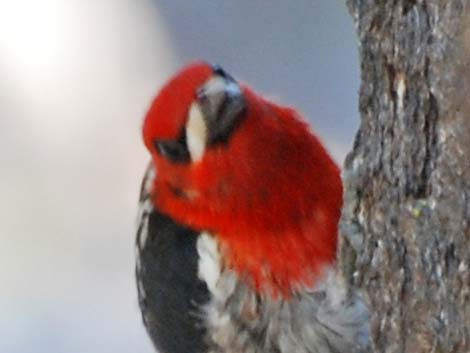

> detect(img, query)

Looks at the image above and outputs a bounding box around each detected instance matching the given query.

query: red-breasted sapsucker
[135,62,369,353]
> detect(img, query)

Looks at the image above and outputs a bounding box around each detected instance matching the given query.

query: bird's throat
[154,179,339,296]
[215,219,337,297]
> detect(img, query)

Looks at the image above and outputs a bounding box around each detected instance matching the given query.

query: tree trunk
[339,1,470,352]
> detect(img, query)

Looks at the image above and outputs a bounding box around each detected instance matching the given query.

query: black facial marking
[154,130,190,163]
[212,64,235,82]
[212,64,226,77]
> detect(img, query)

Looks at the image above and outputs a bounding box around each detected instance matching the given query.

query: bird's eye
[154,134,190,163]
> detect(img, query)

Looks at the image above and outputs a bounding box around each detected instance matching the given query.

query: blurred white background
[0,1,358,352]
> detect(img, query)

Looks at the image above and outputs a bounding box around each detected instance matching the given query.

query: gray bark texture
[339,1,470,352]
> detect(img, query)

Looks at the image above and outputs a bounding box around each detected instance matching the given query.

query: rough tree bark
[339,1,470,352]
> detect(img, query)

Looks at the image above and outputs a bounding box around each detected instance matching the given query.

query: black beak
[196,65,247,144]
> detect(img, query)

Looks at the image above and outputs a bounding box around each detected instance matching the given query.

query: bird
[135,62,369,353]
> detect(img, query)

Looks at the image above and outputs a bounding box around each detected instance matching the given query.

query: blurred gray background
[0,1,358,352]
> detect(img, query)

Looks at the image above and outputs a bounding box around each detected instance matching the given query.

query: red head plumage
[143,62,213,146]
[143,61,343,296]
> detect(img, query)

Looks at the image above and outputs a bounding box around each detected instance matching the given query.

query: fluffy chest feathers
[196,233,369,353]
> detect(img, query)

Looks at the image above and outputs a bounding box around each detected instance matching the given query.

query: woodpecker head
[143,62,342,295]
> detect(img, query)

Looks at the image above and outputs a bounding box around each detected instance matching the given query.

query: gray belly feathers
[196,233,369,353]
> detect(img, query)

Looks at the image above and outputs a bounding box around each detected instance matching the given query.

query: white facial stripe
[186,102,208,162]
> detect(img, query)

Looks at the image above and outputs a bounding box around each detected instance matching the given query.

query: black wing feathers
[136,164,209,353]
